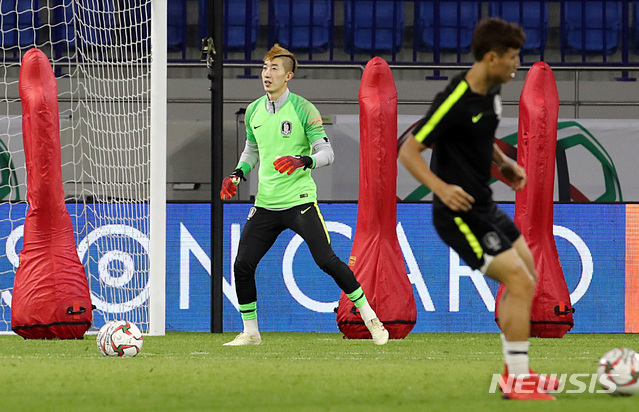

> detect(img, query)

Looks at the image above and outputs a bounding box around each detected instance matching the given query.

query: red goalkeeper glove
[273,155,312,175]
[220,169,246,200]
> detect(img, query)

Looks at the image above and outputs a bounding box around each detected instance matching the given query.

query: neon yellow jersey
[244,93,327,209]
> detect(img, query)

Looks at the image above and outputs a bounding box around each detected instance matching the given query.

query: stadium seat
[199,0,260,55]
[561,1,622,54]
[488,1,548,54]
[128,2,151,46]
[225,0,260,51]
[167,0,187,58]
[50,0,73,59]
[344,0,404,54]
[414,1,480,52]
[76,0,114,46]
[270,0,332,52]
[1,0,39,48]
[51,0,114,48]
[632,2,639,53]
[53,0,188,58]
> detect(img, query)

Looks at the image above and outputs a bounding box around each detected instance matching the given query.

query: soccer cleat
[365,318,389,346]
[503,366,562,392]
[223,332,262,346]
[499,373,557,401]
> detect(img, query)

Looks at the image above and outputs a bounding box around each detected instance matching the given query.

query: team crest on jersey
[281,121,292,136]
[493,95,503,120]
[483,231,502,252]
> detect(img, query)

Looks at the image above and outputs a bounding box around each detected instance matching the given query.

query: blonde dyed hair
[264,44,297,73]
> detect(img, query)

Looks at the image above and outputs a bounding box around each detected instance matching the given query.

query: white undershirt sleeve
[238,140,259,170]
[310,137,335,169]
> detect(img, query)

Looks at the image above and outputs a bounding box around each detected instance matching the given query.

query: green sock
[239,302,257,320]
[347,287,378,323]
[346,287,367,308]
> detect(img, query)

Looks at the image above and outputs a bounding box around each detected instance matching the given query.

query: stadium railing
[199,0,639,68]
[8,1,638,67]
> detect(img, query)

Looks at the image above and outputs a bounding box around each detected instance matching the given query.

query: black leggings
[233,203,361,305]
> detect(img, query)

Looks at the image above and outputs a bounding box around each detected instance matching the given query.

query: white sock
[501,333,530,376]
[243,318,260,338]
[358,301,377,324]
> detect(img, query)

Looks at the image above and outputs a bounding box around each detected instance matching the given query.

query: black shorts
[433,203,521,272]
[233,202,361,304]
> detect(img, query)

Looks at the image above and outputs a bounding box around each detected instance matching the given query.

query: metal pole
[208,0,224,333]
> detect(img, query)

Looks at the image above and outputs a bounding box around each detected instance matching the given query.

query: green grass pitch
[1,332,638,411]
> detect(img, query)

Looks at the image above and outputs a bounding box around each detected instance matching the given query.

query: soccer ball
[96,320,143,358]
[96,321,116,356]
[596,348,639,396]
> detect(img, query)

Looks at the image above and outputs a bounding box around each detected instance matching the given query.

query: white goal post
[0,0,166,335]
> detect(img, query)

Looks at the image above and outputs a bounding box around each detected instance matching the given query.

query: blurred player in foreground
[398,18,559,400]
[220,44,388,346]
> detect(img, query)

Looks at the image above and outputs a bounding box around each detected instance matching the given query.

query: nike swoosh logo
[301,206,312,214]
[253,125,262,129]
[471,113,483,123]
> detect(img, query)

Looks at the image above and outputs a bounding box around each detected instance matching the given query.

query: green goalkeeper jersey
[243,92,327,209]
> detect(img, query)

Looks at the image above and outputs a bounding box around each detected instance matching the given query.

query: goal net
[0,0,166,335]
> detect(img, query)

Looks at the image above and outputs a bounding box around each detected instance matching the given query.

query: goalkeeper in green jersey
[220,44,388,346]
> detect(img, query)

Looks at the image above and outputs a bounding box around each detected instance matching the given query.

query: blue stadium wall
[0,202,635,333]
[169,202,635,334]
